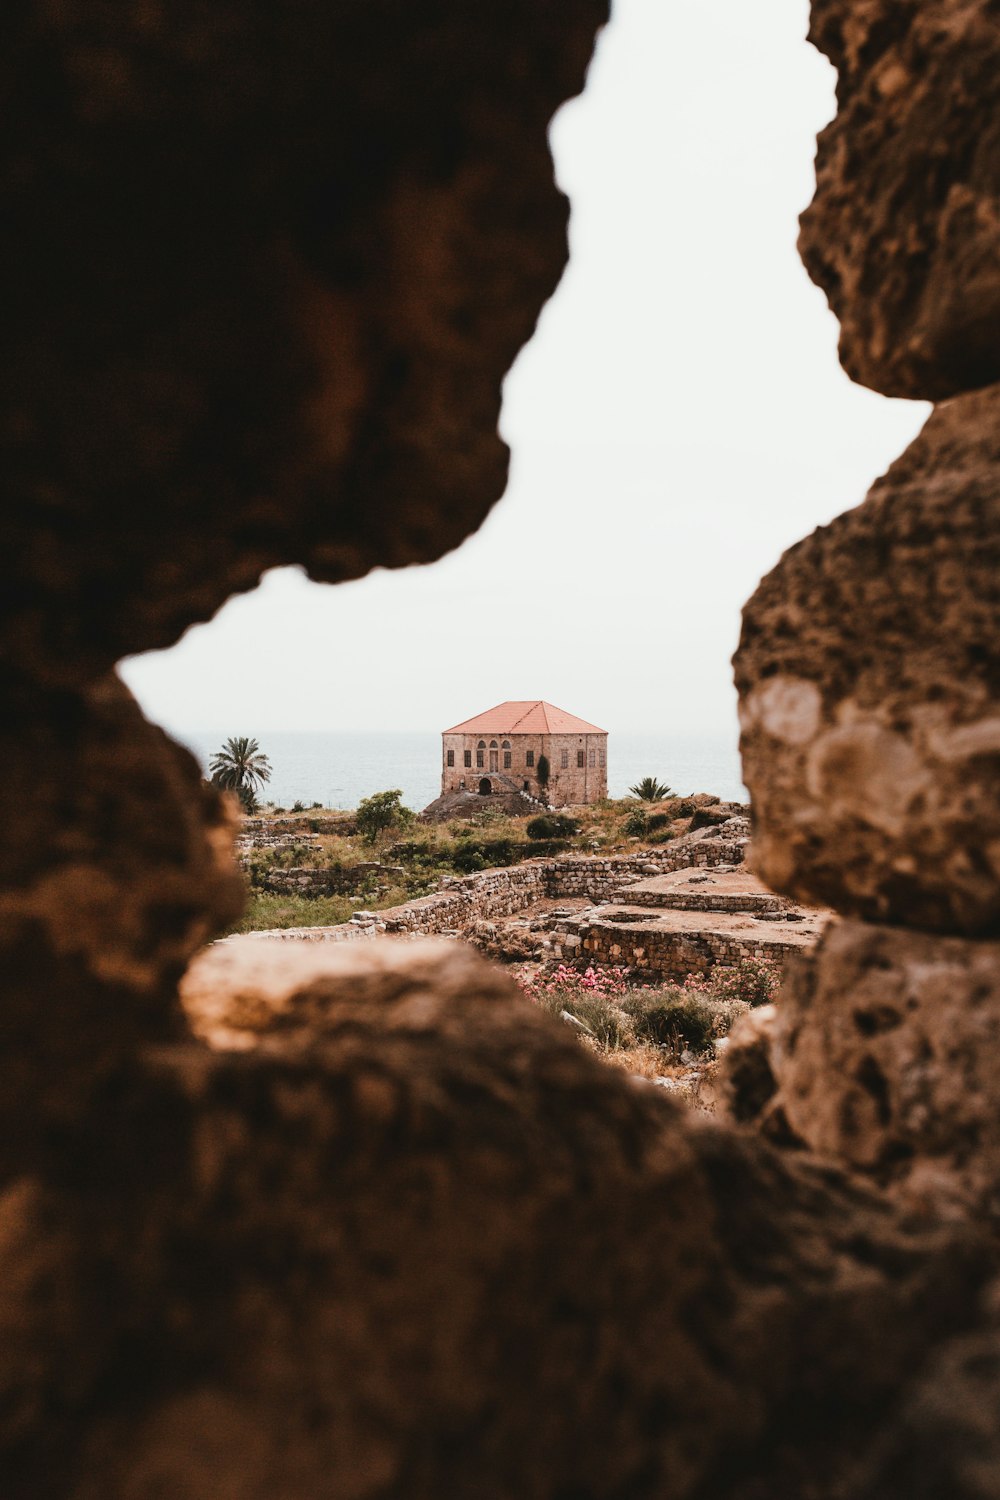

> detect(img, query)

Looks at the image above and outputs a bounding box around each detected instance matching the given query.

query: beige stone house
[441,701,608,805]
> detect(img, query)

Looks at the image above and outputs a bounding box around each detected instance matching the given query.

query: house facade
[441,701,608,805]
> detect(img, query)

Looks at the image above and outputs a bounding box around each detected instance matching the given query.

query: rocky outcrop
[0,672,242,1175]
[736,386,1000,935]
[168,942,989,1500]
[1,0,607,685]
[799,0,1000,400]
[729,921,1000,1224]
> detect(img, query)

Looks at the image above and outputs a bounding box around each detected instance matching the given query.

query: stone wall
[256,863,405,897]
[237,824,749,947]
[566,919,794,983]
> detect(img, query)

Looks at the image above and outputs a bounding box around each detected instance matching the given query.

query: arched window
[489,739,499,772]
[502,738,511,769]
[476,739,486,769]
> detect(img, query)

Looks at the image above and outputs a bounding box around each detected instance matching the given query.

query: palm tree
[629,776,673,802]
[209,736,272,812]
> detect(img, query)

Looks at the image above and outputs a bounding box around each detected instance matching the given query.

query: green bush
[646,812,671,832]
[676,800,695,817]
[356,788,415,843]
[537,991,637,1049]
[453,845,487,873]
[523,839,570,859]
[623,991,715,1052]
[649,828,676,844]
[622,809,648,837]
[452,838,521,872]
[526,813,580,839]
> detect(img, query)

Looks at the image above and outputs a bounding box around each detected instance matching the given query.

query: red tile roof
[443,701,607,735]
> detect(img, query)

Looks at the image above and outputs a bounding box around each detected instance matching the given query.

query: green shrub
[523,839,570,859]
[622,809,648,837]
[623,991,715,1052]
[676,800,695,817]
[453,845,487,873]
[536,991,636,1049]
[646,812,671,832]
[356,788,416,843]
[526,813,580,839]
[291,800,306,812]
[649,828,676,844]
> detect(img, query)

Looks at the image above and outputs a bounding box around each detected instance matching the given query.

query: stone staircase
[490,771,550,811]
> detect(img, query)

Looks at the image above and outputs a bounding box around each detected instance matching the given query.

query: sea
[177,730,747,811]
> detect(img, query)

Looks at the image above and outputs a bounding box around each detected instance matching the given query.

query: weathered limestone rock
[718,1004,780,1126]
[737,386,1000,935]
[8,940,986,1500]
[734,921,1000,1224]
[1,671,242,1171]
[1,0,606,684]
[848,1309,1000,1499]
[800,0,1000,400]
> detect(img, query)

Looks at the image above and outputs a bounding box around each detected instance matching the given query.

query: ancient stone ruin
[4,2,1000,1496]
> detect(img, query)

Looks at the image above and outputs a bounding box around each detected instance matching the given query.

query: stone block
[754,919,1000,1223]
[33,939,980,1498]
[737,387,1000,934]
[1,672,242,1171]
[800,0,1000,400]
[1,0,607,683]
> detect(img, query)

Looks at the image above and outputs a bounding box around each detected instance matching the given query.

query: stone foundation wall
[237,826,749,946]
[258,864,405,896]
[566,921,792,983]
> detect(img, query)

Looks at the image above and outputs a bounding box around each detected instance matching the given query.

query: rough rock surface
[2,671,242,1173]
[733,920,1000,1225]
[7,939,984,1500]
[736,386,1000,935]
[800,0,1000,400]
[847,1306,1000,1499]
[1,0,606,684]
[6,0,1000,1494]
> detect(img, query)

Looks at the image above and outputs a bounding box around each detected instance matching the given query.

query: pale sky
[122,0,929,738]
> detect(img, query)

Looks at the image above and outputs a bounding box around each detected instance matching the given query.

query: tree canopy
[629,776,673,802]
[356,788,415,844]
[209,736,272,812]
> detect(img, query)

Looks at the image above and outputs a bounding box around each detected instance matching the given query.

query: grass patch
[227,891,356,933]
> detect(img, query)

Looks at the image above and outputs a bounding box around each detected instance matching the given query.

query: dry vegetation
[231,794,731,933]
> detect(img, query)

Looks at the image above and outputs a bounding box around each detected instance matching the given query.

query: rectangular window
[476,750,484,768]
[577,750,585,768]
[464,749,472,767]
[561,750,569,769]
[588,748,596,768]
[447,749,455,767]
[599,748,606,767]
[503,751,511,768]
[526,750,534,767]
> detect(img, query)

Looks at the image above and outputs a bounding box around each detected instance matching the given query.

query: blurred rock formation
[4,0,1000,1495]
